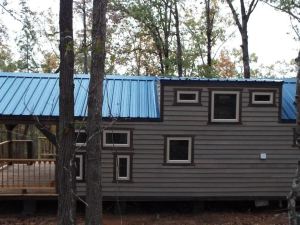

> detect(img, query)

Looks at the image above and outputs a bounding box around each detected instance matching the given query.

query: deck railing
[0,159,56,191]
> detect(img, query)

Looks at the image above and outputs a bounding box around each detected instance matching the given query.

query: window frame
[75,153,85,182]
[165,136,193,164]
[75,129,87,147]
[175,89,201,105]
[210,90,241,123]
[250,91,275,106]
[102,129,132,149]
[113,154,132,182]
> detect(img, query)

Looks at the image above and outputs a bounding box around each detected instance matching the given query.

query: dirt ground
[0,201,289,225]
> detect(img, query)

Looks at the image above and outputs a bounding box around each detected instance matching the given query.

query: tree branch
[225,0,243,32]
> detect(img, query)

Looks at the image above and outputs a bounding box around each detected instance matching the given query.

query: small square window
[166,137,192,164]
[175,90,200,104]
[115,155,131,181]
[251,91,274,105]
[75,154,84,181]
[211,91,240,123]
[103,130,131,148]
[75,130,87,146]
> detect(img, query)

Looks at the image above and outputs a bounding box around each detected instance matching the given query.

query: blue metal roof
[0,72,296,121]
[0,72,160,119]
[282,78,296,121]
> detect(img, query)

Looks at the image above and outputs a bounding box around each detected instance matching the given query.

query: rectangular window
[115,155,131,181]
[175,90,200,104]
[103,130,131,148]
[75,129,87,146]
[251,91,274,105]
[166,137,192,164]
[75,154,84,181]
[211,91,240,123]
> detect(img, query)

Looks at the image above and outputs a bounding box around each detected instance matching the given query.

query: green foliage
[16,0,39,72]
[41,52,59,73]
[0,45,18,72]
[265,0,300,40]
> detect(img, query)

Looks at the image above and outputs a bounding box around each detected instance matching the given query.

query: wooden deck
[0,159,56,196]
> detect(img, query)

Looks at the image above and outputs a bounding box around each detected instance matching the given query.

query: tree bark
[225,0,258,78]
[58,0,76,224]
[82,0,88,74]
[85,0,107,224]
[205,0,213,69]
[174,1,183,77]
[288,50,300,225]
[241,26,250,78]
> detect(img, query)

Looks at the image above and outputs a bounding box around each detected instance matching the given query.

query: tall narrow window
[103,130,131,148]
[210,91,240,123]
[75,154,84,181]
[115,155,131,181]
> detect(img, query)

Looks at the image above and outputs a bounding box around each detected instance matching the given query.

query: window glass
[254,94,271,102]
[179,93,197,101]
[169,139,189,161]
[75,130,87,145]
[214,93,237,119]
[106,132,128,145]
[118,157,128,178]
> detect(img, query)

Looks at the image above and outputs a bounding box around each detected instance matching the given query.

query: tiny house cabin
[0,72,298,201]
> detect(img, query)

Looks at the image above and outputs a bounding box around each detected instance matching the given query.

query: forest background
[0,0,298,78]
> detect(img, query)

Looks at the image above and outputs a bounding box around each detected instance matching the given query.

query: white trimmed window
[116,155,130,181]
[166,137,192,164]
[251,92,274,105]
[176,90,199,104]
[75,154,84,181]
[211,91,240,123]
[103,130,131,148]
[75,129,87,146]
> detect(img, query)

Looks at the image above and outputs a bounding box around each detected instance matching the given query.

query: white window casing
[251,92,274,104]
[116,155,130,181]
[211,91,240,123]
[75,129,87,147]
[166,137,192,164]
[103,130,131,148]
[75,154,84,181]
[176,90,199,103]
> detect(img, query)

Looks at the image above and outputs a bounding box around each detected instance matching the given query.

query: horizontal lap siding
[77,84,299,199]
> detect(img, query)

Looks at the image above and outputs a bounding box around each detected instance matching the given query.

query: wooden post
[5,124,16,159]
[27,141,33,159]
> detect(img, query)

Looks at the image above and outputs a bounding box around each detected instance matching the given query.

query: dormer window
[210,90,241,123]
[175,89,201,105]
[250,91,275,105]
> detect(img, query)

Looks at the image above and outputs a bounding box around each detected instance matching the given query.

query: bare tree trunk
[241,22,250,78]
[82,0,88,74]
[58,0,76,224]
[205,0,212,67]
[288,51,300,225]
[225,0,258,79]
[174,1,183,77]
[85,0,107,224]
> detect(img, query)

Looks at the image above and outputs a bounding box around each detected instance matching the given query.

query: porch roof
[0,72,160,120]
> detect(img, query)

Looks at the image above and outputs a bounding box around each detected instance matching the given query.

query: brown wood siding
[76,84,299,200]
